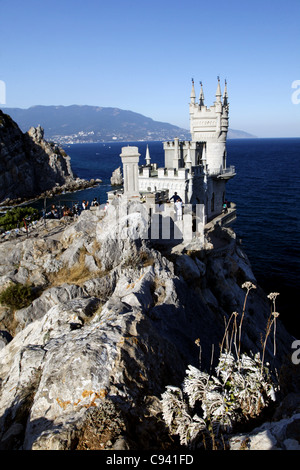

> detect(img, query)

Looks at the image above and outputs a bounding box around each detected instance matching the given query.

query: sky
[0,0,299,137]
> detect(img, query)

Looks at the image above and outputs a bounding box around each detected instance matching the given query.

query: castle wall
[138,170,188,203]
[206,178,226,220]
[163,140,204,168]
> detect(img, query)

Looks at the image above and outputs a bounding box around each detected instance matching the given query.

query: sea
[30,138,300,338]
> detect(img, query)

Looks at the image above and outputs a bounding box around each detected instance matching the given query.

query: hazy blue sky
[0,0,299,137]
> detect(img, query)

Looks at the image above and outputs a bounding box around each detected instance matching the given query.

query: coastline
[0,178,102,209]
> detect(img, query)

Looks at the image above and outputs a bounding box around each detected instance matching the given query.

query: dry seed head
[267,292,280,300]
[242,281,256,291]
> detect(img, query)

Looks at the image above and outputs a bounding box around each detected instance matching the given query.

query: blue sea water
[35,139,300,337]
[226,138,300,337]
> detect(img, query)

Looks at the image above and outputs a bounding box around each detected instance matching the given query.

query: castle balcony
[210,165,236,180]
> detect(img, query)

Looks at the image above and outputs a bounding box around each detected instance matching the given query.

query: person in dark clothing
[170,192,181,203]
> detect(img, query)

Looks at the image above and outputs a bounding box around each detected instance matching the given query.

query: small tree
[0,206,39,231]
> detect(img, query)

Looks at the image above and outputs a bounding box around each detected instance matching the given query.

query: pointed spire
[190,78,196,104]
[199,81,205,107]
[185,146,192,169]
[223,79,229,107]
[145,145,151,166]
[216,76,222,101]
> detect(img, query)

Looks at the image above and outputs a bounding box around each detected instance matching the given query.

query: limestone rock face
[229,412,300,450]
[0,200,297,450]
[110,166,123,186]
[0,110,102,205]
[0,110,77,204]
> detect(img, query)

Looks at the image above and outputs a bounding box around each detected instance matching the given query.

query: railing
[209,165,235,177]
[0,197,102,240]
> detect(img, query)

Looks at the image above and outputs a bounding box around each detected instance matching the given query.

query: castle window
[223,151,226,169]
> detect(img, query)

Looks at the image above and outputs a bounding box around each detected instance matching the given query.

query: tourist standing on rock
[46,204,58,219]
[73,202,80,217]
[91,197,99,207]
[82,200,89,210]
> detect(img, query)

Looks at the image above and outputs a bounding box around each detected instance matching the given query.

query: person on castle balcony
[170,192,181,203]
[175,198,183,221]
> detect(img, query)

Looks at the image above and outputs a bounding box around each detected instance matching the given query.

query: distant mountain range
[1,105,256,144]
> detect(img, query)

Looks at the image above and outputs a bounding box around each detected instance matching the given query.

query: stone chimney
[120,146,140,198]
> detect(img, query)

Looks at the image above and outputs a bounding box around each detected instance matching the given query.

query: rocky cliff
[0,110,100,206]
[0,200,298,450]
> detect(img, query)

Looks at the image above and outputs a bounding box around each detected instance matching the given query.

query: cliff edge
[0,199,298,450]
[0,110,100,205]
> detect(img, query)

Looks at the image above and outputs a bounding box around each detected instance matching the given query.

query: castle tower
[189,78,229,174]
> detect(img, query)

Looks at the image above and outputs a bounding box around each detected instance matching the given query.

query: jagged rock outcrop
[110,166,123,186]
[229,412,300,450]
[0,199,298,450]
[0,110,101,205]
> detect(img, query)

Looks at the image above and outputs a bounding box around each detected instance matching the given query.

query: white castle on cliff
[109,78,236,242]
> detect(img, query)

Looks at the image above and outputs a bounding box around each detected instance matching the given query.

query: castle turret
[190,78,196,105]
[199,81,205,108]
[223,79,229,109]
[173,137,180,169]
[145,145,151,166]
[189,77,229,173]
[215,77,222,102]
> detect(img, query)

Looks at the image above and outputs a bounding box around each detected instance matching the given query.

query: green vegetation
[0,282,37,310]
[0,206,39,231]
